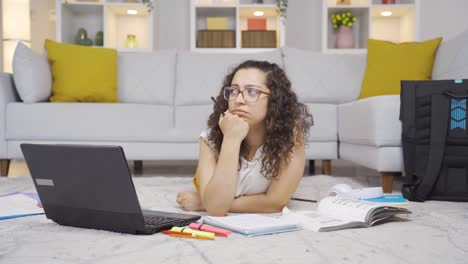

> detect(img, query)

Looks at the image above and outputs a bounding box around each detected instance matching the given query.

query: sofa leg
[381,172,396,193]
[308,160,315,175]
[1,159,10,177]
[134,160,143,174]
[322,160,331,175]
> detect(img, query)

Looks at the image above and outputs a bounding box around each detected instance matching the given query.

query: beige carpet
[1,175,467,264]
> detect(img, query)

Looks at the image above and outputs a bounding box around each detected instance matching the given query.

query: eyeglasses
[223,86,270,103]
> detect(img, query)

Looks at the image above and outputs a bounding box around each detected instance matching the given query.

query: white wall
[2,0,31,72]
[156,0,190,50]
[30,0,56,54]
[419,0,468,41]
[285,0,322,50]
[0,1,3,72]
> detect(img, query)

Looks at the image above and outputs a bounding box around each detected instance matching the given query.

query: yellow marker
[170,227,215,239]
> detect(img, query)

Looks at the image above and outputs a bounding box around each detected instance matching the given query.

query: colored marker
[162,230,214,240]
[170,226,215,239]
[189,223,231,237]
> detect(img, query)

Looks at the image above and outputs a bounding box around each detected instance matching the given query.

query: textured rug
[0,176,467,264]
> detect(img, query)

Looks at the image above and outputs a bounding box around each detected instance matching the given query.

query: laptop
[20,143,201,235]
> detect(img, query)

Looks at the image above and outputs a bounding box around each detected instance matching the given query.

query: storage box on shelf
[191,0,285,52]
[56,0,154,52]
[239,5,280,48]
[195,6,237,48]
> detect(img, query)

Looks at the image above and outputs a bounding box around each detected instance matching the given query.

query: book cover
[364,194,408,203]
[202,214,300,236]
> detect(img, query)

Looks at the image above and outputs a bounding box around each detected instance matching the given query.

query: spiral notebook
[202,214,300,236]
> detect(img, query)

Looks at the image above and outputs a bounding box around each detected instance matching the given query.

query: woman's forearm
[229,193,286,213]
[203,137,241,216]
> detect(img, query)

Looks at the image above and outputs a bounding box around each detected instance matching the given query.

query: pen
[291,197,317,203]
[211,96,225,116]
[162,230,214,240]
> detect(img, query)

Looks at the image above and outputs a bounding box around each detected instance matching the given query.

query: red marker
[189,223,231,237]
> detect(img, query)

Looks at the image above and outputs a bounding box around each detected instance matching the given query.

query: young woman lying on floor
[176,60,313,216]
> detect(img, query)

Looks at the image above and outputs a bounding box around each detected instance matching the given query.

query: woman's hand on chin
[219,110,249,142]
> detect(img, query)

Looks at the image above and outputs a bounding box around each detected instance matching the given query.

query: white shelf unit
[322,0,419,53]
[56,0,154,52]
[191,0,286,52]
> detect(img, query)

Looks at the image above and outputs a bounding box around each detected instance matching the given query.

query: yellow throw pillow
[359,37,442,99]
[45,39,118,102]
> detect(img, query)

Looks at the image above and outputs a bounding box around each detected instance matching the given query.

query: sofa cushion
[12,42,52,103]
[175,50,283,106]
[118,50,176,105]
[359,38,442,99]
[339,143,403,172]
[174,103,337,143]
[433,29,468,80]
[338,95,401,147]
[306,103,337,142]
[282,47,366,104]
[45,40,118,102]
[175,105,213,138]
[6,103,178,142]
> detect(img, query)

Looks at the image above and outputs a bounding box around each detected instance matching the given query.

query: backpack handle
[444,90,468,98]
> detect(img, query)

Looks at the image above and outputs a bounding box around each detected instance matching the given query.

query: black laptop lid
[20,144,146,233]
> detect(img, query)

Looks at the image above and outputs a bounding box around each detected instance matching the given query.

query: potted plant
[276,0,288,18]
[142,0,153,13]
[331,12,357,48]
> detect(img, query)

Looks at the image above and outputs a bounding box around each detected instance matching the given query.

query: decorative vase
[336,0,351,5]
[75,28,93,46]
[335,26,354,49]
[95,31,103,46]
[75,28,87,44]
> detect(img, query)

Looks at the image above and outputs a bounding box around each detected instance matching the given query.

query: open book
[202,214,300,236]
[282,196,411,232]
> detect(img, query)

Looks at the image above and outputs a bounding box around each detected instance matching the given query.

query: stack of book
[242,18,276,48]
[198,17,235,48]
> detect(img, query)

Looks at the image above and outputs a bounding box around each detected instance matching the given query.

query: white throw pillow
[433,29,468,80]
[12,42,52,103]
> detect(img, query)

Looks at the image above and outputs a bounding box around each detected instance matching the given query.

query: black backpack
[400,79,468,202]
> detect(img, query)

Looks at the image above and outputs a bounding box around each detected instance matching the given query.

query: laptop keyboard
[143,215,199,234]
[143,215,177,226]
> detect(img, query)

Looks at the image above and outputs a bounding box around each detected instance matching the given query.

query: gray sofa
[0,48,362,177]
[1,30,466,193]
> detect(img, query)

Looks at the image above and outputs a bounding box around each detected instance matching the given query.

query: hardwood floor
[7,160,31,177]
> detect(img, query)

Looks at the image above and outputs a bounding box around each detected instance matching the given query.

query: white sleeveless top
[200,129,271,198]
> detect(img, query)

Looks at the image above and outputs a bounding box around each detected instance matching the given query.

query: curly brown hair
[206,60,313,179]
